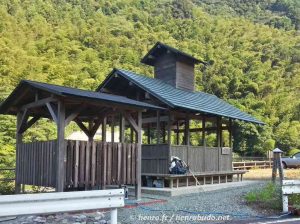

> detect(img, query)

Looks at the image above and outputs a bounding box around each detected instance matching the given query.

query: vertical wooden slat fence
[65,140,138,189]
[16,140,57,188]
[142,144,232,174]
[16,140,138,190]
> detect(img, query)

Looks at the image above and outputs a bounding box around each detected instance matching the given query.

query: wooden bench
[142,170,247,188]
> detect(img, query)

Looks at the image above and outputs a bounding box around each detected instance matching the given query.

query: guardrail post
[282,194,288,213]
[110,208,118,224]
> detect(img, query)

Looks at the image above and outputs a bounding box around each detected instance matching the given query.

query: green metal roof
[99,69,264,125]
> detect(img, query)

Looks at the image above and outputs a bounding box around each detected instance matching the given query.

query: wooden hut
[97,42,264,188]
[0,42,263,196]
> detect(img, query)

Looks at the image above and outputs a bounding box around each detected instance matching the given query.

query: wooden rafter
[19,116,41,134]
[123,112,138,132]
[89,119,102,138]
[74,117,103,139]
[142,115,169,124]
[17,109,29,133]
[46,103,58,124]
[21,96,57,111]
[65,106,86,126]
[74,119,90,137]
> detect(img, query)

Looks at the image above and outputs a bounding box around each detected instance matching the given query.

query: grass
[244,169,300,212]
[243,168,300,180]
[245,182,282,210]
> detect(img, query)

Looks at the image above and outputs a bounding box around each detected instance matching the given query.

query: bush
[245,182,282,210]
[0,181,14,195]
[289,194,300,207]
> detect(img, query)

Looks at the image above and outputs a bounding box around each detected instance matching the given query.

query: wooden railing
[233,160,273,170]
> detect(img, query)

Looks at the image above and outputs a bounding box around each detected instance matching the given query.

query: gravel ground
[118,182,277,224]
[1,181,283,224]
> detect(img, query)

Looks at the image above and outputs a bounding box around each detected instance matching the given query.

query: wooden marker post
[272,148,284,184]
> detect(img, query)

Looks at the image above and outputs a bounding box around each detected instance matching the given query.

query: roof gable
[141,42,205,66]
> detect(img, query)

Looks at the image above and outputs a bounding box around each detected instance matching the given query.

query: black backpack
[170,158,188,174]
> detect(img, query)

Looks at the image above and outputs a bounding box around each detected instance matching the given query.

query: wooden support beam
[19,116,41,134]
[46,103,58,124]
[123,112,138,133]
[130,127,134,143]
[15,112,23,194]
[217,117,222,171]
[142,115,169,124]
[162,123,166,143]
[89,119,102,139]
[202,116,206,147]
[218,117,222,147]
[65,106,86,126]
[120,115,125,143]
[135,111,142,200]
[156,111,160,144]
[184,115,190,146]
[56,101,65,192]
[21,97,57,111]
[173,126,228,133]
[167,112,172,145]
[176,121,179,145]
[102,117,107,142]
[75,119,90,137]
[17,109,29,134]
[229,118,232,148]
[111,115,115,143]
[147,124,150,144]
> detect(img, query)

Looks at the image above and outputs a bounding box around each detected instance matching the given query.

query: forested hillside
[198,0,300,31]
[0,0,299,166]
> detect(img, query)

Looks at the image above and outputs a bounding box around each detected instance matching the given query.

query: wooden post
[167,112,172,145]
[120,114,125,143]
[229,118,232,148]
[86,121,93,190]
[217,117,222,171]
[111,115,115,143]
[272,148,284,184]
[136,111,142,200]
[202,116,206,146]
[15,112,23,194]
[184,115,190,146]
[156,110,160,144]
[130,127,134,143]
[147,124,150,144]
[88,120,93,142]
[176,121,179,145]
[102,117,107,142]
[56,101,65,192]
[202,115,206,171]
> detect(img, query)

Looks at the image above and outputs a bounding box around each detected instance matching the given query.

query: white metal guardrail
[282,180,300,213]
[0,189,124,224]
